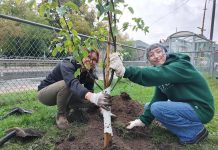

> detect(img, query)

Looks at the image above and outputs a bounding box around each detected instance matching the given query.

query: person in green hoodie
[109,43,214,144]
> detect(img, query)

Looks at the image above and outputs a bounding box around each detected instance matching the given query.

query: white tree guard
[101,108,113,136]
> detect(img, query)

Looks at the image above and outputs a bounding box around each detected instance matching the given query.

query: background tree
[0,0,51,57]
[116,33,136,61]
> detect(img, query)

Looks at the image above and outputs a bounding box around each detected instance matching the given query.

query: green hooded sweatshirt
[124,53,214,125]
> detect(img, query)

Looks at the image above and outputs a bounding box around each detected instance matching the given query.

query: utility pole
[198,0,207,35]
[210,0,216,40]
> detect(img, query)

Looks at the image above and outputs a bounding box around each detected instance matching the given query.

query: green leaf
[122,22,129,31]
[109,2,114,12]
[71,29,78,37]
[114,9,123,15]
[81,49,89,58]
[73,50,80,61]
[74,68,81,77]
[64,2,79,11]
[104,4,110,12]
[52,45,62,56]
[132,17,140,23]
[59,18,67,28]
[67,21,73,30]
[56,6,67,16]
[39,4,46,17]
[51,38,60,43]
[73,37,81,45]
[64,40,72,47]
[128,7,134,14]
[96,4,105,17]
[143,26,149,34]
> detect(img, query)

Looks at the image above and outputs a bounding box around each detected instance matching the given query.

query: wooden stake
[103,133,112,149]
[105,33,111,88]
[103,5,113,149]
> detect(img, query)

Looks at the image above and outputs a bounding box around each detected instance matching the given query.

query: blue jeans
[149,101,204,143]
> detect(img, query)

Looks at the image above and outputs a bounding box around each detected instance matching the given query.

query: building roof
[134,40,149,49]
[167,31,213,43]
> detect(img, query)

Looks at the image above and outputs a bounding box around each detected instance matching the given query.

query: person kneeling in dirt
[38,49,110,129]
[109,43,214,145]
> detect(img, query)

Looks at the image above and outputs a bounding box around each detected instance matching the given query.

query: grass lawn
[0,76,217,150]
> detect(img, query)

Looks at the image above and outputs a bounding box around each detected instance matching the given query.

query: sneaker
[56,115,69,129]
[179,128,208,145]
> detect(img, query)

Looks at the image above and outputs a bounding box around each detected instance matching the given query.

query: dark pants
[37,80,81,116]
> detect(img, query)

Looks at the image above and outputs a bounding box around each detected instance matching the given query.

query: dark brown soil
[55,93,171,150]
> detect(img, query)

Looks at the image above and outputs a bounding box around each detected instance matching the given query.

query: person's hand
[89,92,111,110]
[110,52,125,77]
[126,119,145,129]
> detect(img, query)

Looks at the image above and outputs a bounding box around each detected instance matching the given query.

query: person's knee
[37,92,55,106]
[150,102,164,117]
[37,86,58,106]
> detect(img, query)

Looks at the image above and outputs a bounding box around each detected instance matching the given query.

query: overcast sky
[36,0,217,44]
[119,0,217,44]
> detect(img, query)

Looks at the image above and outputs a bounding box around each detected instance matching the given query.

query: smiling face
[147,47,167,66]
[82,51,99,70]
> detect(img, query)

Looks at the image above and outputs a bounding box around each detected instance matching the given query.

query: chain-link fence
[180,51,218,77]
[0,15,217,103]
[167,31,218,78]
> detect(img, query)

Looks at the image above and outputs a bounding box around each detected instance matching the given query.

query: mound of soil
[56,93,155,150]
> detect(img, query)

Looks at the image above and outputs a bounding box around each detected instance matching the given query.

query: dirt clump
[56,92,155,150]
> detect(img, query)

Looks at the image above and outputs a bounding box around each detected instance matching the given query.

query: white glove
[110,52,125,77]
[126,119,145,129]
[89,92,111,110]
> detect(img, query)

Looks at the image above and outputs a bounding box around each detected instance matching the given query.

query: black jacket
[38,58,96,99]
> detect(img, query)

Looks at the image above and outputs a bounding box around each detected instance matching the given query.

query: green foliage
[132,17,149,34]
[120,41,138,61]
[39,0,101,62]
[38,0,149,67]
[93,0,149,35]
[128,6,134,14]
[115,34,137,61]
[0,0,52,57]
[0,0,35,18]
[1,27,52,57]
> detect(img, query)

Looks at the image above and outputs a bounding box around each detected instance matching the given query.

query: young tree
[39,0,148,87]
[39,0,149,148]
